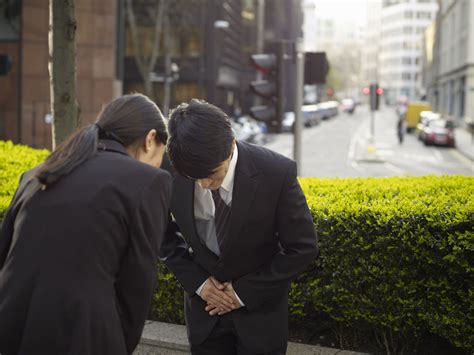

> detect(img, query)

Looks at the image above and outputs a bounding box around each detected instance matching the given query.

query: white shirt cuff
[196,279,245,307]
[234,290,245,307]
[195,279,208,296]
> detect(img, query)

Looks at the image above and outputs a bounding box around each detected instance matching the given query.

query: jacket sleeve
[0,173,29,270]
[159,214,210,295]
[233,161,318,311]
[114,170,172,354]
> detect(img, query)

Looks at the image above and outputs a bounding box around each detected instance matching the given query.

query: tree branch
[126,0,147,80]
[147,0,166,75]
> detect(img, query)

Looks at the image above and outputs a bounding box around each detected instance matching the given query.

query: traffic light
[370,83,382,111]
[0,55,12,76]
[249,46,285,133]
[304,52,329,85]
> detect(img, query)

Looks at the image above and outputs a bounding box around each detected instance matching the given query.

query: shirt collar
[220,143,238,193]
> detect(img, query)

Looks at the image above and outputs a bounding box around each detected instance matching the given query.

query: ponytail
[36,124,99,188]
[35,93,168,188]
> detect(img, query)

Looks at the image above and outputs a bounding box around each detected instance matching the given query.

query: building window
[0,1,20,40]
[416,12,431,19]
[405,11,413,19]
[402,73,411,80]
[402,57,411,65]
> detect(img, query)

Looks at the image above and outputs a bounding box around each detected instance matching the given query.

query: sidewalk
[455,126,474,161]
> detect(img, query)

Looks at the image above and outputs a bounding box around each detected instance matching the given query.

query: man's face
[197,143,234,190]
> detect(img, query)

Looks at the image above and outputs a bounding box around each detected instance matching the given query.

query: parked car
[302,105,322,127]
[416,111,441,139]
[404,101,432,132]
[317,101,339,120]
[232,116,267,144]
[420,119,455,147]
[340,98,356,114]
[281,111,295,133]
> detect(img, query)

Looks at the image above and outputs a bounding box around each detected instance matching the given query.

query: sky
[303,0,369,51]
[310,0,368,26]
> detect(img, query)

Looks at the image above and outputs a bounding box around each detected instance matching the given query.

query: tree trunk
[48,0,80,149]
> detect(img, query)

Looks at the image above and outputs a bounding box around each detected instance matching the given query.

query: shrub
[150,262,185,325]
[0,141,48,219]
[299,176,473,352]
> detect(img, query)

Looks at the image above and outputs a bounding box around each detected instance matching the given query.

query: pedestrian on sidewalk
[397,114,406,144]
[160,99,318,354]
[0,94,171,355]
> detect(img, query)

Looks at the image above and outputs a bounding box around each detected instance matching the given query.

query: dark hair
[36,93,168,187]
[167,99,234,179]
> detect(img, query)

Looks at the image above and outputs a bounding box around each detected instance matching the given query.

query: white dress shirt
[194,144,244,306]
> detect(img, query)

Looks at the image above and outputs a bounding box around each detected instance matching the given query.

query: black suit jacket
[0,140,172,355]
[160,141,318,352]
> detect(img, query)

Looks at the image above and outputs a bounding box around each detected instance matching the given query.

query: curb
[134,321,370,355]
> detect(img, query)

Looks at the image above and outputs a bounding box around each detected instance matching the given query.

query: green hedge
[0,141,49,219]
[1,141,473,351]
[298,177,473,351]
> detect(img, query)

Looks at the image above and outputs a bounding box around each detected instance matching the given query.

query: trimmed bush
[298,177,473,351]
[0,141,472,351]
[0,141,48,219]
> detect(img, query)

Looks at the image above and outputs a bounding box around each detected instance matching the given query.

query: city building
[302,0,317,52]
[379,0,438,104]
[303,0,365,100]
[420,20,437,103]
[124,0,303,118]
[362,0,383,85]
[426,0,474,124]
[0,0,121,148]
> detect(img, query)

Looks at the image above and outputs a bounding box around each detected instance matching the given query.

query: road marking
[448,149,474,172]
[375,142,392,149]
[384,162,406,175]
[347,133,358,161]
[351,161,364,172]
[347,119,369,162]
[395,152,441,164]
[433,150,443,162]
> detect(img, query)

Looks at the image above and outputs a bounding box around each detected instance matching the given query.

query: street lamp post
[294,39,305,174]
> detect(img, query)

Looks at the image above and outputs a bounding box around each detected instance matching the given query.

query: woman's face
[139,141,166,168]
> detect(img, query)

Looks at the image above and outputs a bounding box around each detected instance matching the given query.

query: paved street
[264,105,474,177]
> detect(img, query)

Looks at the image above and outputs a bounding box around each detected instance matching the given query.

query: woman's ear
[144,129,157,152]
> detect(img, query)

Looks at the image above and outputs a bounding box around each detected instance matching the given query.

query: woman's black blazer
[0,140,172,355]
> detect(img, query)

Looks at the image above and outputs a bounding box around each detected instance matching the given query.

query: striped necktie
[212,189,231,250]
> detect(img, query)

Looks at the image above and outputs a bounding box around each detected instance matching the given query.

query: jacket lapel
[171,174,219,263]
[221,141,259,257]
